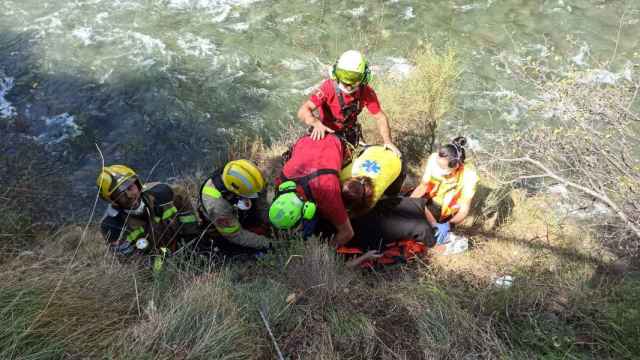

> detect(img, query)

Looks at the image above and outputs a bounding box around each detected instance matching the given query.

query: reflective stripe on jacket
[199,178,270,249]
[424,162,480,221]
[100,183,201,256]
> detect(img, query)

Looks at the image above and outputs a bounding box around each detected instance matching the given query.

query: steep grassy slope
[2,45,638,360]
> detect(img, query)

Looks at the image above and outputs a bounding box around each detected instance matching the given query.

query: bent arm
[204,196,270,249]
[449,172,478,225]
[101,219,136,256]
[298,100,321,127]
[449,199,471,225]
[213,213,270,249]
[411,182,428,198]
[332,219,355,246]
[423,206,438,227]
[371,110,393,144]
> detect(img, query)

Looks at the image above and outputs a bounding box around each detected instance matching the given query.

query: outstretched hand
[383,142,402,157]
[362,250,383,260]
[310,122,334,140]
[435,222,451,244]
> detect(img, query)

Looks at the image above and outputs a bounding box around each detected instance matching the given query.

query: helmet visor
[111,177,137,201]
[335,69,364,85]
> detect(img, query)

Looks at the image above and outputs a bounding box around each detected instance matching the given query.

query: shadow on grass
[469,230,607,268]
[468,183,515,231]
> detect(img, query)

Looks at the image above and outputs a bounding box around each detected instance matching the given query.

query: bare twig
[608,8,627,68]
[133,272,141,318]
[626,82,640,115]
[498,156,640,238]
[493,173,550,186]
[259,308,285,360]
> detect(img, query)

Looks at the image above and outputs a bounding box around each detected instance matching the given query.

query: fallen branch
[498,156,640,239]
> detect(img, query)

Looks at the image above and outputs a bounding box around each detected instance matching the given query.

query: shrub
[483,53,640,255]
[363,45,460,164]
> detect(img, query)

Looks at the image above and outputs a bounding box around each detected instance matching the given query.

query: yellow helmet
[96,165,141,201]
[222,160,265,198]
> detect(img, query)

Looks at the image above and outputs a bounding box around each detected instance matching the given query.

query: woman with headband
[410,137,479,245]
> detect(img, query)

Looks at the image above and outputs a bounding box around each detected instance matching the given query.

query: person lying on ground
[410,136,479,244]
[339,196,435,268]
[297,49,400,156]
[97,165,201,264]
[199,160,273,256]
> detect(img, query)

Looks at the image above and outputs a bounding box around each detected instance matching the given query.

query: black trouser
[385,161,407,197]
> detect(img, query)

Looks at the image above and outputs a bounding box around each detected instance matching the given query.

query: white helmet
[333,50,370,85]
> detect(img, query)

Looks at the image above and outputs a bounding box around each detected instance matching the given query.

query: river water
[1,0,638,217]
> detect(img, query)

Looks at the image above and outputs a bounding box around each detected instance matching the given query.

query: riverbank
[2,188,638,359]
[2,45,639,360]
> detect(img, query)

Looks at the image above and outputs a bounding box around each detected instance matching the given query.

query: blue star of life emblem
[361,160,380,174]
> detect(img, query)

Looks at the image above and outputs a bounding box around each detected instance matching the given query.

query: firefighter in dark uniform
[198,160,271,256]
[97,165,201,269]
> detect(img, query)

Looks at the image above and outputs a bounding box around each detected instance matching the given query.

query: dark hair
[437,136,467,169]
[341,176,375,216]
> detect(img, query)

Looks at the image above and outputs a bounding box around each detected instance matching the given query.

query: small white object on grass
[441,233,469,255]
[495,275,514,288]
[135,238,149,250]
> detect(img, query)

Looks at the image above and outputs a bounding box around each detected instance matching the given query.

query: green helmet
[269,181,317,230]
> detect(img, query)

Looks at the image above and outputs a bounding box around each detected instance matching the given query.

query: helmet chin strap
[123,198,146,215]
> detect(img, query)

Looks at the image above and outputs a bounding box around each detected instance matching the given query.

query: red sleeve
[312,176,348,227]
[309,79,333,108]
[361,86,381,115]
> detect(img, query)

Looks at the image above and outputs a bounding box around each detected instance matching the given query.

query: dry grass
[362,45,460,164]
[284,237,354,308]
[3,181,639,359]
[326,308,377,358]
[226,135,284,181]
[3,43,640,359]
[430,190,612,287]
[0,229,143,358]
[394,282,508,359]
[114,271,255,360]
[418,188,640,358]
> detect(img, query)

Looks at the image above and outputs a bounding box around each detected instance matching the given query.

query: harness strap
[280,168,339,203]
[198,169,240,223]
[211,170,232,197]
[334,82,361,129]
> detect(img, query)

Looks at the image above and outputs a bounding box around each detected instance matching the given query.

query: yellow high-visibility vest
[340,145,402,206]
